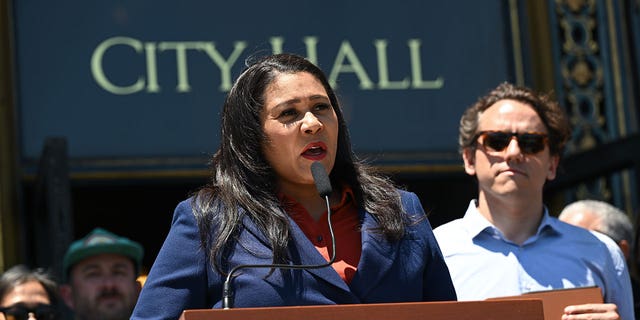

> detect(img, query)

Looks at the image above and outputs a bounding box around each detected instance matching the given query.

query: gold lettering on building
[375,39,410,90]
[91,37,146,95]
[90,36,444,95]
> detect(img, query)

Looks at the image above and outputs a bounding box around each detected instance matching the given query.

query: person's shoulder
[432,218,467,256]
[168,196,200,224]
[396,188,415,198]
[433,218,465,237]
[178,197,194,207]
[174,196,196,212]
[552,217,601,240]
[589,229,625,256]
[395,189,421,207]
[551,217,619,252]
[554,218,628,269]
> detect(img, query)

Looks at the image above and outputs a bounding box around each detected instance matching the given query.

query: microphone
[311,161,332,198]
[221,161,335,309]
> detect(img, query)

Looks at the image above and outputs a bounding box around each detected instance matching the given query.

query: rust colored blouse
[281,187,361,284]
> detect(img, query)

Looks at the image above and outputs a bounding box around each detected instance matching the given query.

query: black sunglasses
[0,304,58,320]
[474,131,548,154]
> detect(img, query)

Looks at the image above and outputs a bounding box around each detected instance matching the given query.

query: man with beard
[60,228,143,320]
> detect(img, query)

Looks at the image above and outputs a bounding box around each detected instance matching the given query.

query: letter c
[91,36,145,95]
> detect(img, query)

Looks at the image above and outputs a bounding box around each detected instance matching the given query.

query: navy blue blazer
[132,190,456,319]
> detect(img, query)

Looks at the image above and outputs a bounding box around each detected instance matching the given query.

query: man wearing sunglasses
[0,265,60,320]
[434,83,633,319]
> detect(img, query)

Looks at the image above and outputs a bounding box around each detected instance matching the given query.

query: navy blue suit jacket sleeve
[132,199,220,319]
[401,191,457,301]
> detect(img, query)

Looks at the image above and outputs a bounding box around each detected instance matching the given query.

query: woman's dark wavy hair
[193,53,405,273]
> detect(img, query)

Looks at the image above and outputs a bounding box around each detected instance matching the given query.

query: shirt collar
[462,199,560,243]
[462,200,494,238]
[278,185,354,216]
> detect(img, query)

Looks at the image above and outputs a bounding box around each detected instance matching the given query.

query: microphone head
[311,162,332,198]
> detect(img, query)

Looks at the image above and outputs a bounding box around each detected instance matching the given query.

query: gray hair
[559,200,633,246]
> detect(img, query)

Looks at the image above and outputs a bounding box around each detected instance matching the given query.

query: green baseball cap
[63,228,144,279]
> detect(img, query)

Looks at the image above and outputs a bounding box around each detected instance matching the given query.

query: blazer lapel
[240,214,274,250]
[240,213,351,293]
[349,209,399,299]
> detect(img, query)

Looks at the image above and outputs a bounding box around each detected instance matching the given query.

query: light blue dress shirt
[434,200,634,320]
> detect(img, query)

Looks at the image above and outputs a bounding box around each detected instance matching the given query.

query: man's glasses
[474,131,548,154]
[0,303,58,320]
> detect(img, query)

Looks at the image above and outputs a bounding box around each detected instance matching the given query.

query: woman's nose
[301,112,323,134]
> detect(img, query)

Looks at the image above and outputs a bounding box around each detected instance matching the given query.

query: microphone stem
[325,194,336,263]
[222,280,233,309]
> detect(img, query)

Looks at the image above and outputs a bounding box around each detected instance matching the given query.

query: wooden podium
[488,286,603,320]
[179,299,544,320]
